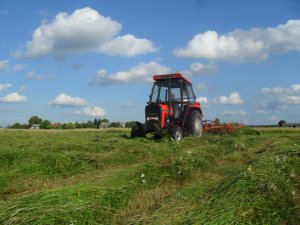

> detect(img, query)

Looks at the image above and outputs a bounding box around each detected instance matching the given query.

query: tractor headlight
[147,116,158,121]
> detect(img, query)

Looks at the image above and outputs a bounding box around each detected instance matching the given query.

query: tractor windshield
[149,83,168,103]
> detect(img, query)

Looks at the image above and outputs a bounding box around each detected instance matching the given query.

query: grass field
[0,128,299,224]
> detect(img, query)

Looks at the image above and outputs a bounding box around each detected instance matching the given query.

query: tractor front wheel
[171,125,183,141]
[131,122,145,138]
[189,110,203,137]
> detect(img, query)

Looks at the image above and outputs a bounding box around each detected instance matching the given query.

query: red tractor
[131,73,203,141]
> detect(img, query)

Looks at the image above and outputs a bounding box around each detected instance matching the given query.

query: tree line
[7,116,136,129]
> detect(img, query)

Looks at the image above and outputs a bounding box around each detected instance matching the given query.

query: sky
[0,0,299,126]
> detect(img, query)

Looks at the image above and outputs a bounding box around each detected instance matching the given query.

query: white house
[98,122,110,129]
[30,124,40,129]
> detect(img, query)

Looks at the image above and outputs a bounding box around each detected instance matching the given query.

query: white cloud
[190,61,217,75]
[13,64,26,72]
[196,83,207,91]
[18,86,27,92]
[279,95,300,104]
[291,84,300,92]
[215,92,243,105]
[98,34,157,57]
[257,101,288,112]
[75,106,106,117]
[90,61,171,86]
[0,83,12,91]
[173,20,300,62]
[255,109,269,114]
[14,7,156,59]
[260,87,286,95]
[221,110,247,116]
[35,10,49,16]
[71,64,84,70]
[0,92,27,103]
[0,60,9,71]
[260,84,300,96]
[51,93,88,107]
[270,115,279,121]
[196,97,209,107]
[123,102,134,108]
[26,71,55,80]
[257,83,300,112]
[27,71,44,80]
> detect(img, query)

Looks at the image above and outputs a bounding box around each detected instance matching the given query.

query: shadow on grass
[118,133,170,143]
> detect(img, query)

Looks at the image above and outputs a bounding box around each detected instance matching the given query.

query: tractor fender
[188,106,203,117]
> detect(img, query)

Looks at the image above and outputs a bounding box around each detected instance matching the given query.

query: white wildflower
[141,173,145,178]
[142,179,146,184]
[187,150,192,156]
[276,156,281,163]
[291,190,296,196]
[282,155,287,163]
[270,183,277,189]
[247,165,252,172]
[290,172,296,178]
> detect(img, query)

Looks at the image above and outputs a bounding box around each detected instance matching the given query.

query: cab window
[187,84,196,102]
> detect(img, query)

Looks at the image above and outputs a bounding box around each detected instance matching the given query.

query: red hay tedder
[202,120,244,134]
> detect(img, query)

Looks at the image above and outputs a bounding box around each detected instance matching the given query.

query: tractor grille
[145,104,161,122]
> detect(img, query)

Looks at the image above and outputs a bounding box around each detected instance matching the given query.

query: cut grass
[0,128,299,224]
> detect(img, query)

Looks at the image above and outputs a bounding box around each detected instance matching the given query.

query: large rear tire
[189,110,203,137]
[171,125,183,141]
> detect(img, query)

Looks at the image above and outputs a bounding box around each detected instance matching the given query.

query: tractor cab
[148,74,197,123]
[131,73,203,141]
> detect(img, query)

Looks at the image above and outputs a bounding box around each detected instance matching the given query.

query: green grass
[0,128,299,224]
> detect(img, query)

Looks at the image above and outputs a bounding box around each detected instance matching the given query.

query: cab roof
[153,72,192,85]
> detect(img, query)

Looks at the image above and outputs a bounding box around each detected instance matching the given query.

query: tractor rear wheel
[189,110,203,137]
[171,125,183,141]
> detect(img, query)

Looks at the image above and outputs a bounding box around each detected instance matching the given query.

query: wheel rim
[175,130,182,141]
[194,118,201,133]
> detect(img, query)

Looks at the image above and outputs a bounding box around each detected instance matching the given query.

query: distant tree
[93,118,102,127]
[7,123,28,129]
[214,118,221,125]
[125,121,135,128]
[40,120,51,129]
[109,122,123,128]
[28,116,43,127]
[278,120,286,127]
[61,123,75,129]
[102,118,109,123]
[86,120,95,128]
[75,121,82,129]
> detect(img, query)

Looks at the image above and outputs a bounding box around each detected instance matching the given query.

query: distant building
[51,123,61,128]
[30,124,40,129]
[98,122,110,129]
[283,123,300,128]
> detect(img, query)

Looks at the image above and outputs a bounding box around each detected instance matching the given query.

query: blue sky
[0,0,299,126]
